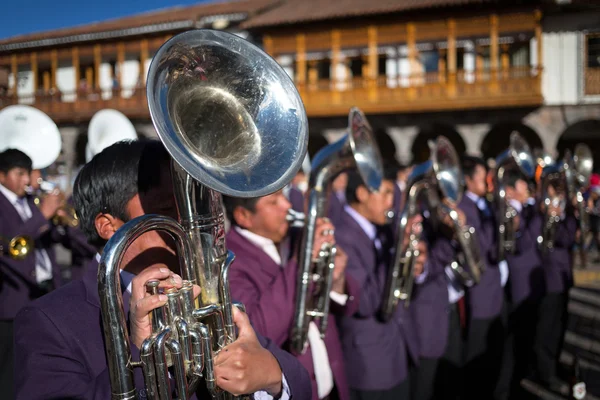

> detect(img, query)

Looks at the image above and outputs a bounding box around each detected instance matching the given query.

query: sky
[1,0,215,40]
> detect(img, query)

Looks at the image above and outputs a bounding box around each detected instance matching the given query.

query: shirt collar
[344,205,377,241]
[465,191,481,204]
[0,183,20,205]
[96,253,136,294]
[233,226,282,265]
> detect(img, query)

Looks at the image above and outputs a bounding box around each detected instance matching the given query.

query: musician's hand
[441,199,466,227]
[215,307,283,396]
[39,190,64,219]
[513,214,521,231]
[331,245,348,294]
[413,240,428,277]
[129,265,200,348]
[312,218,335,261]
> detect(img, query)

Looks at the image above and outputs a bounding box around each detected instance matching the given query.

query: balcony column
[50,50,57,90]
[447,18,457,97]
[72,47,80,99]
[31,53,38,96]
[331,30,341,104]
[11,54,18,99]
[308,59,318,91]
[490,14,499,93]
[501,43,510,80]
[438,49,447,84]
[117,42,125,95]
[140,39,148,86]
[368,25,378,102]
[407,23,417,99]
[475,45,484,81]
[296,34,306,94]
[94,44,101,91]
[42,72,50,92]
[535,9,543,78]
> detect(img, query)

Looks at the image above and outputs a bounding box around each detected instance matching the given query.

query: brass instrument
[290,108,383,354]
[0,235,33,260]
[566,144,593,238]
[380,136,484,319]
[98,29,308,399]
[86,109,138,162]
[492,132,535,260]
[539,156,568,253]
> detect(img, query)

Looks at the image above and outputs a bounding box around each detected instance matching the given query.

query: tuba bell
[99,29,308,400]
[86,109,138,163]
[567,144,593,238]
[492,132,535,260]
[290,107,383,354]
[539,154,569,253]
[380,136,484,320]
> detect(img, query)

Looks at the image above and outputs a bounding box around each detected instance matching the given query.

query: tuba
[86,109,138,163]
[567,144,593,238]
[0,105,77,227]
[290,108,383,354]
[99,29,308,400]
[492,132,535,260]
[380,136,484,319]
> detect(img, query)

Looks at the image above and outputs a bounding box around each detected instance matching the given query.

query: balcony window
[585,33,600,96]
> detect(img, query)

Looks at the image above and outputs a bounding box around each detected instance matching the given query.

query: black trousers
[0,320,14,400]
[350,378,410,400]
[494,297,540,400]
[434,303,464,400]
[463,314,505,400]
[410,357,439,400]
[534,292,569,383]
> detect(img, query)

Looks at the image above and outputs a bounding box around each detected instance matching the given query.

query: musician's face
[245,190,292,244]
[466,165,487,197]
[29,170,42,191]
[0,167,30,197]
[513,179,530,203]
[364,180,395,225]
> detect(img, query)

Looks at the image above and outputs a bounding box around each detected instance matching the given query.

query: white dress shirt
[0,183,53,283]
[99,254,291,400]
[465,191,509,287]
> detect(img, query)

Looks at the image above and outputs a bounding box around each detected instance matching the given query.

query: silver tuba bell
[539,155,568,253]
[290,107,383,354]
[99,29,308,400]
[567,144,593,238]
[492,132,535,260]
[380,136,484,320]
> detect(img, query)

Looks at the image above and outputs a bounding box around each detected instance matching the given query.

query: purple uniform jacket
[541,213,577,294]
[333,209,419,391]
[505,203,544,306]
[458,196,503,320]
[226,228,358,400]
[0,191,62,320]
[288,187,305,214]
[14,260,312,400]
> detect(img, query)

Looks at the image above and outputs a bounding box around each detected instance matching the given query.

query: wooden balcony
[585,67,600,96]
[0,67,542,122]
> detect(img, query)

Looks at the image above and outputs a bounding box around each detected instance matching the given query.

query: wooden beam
[50,50,57,89]
[11,54,18,98]
[407,23,416,99]
[501,44,510,79]
[296,34,306,87]
[535,9,543,76]
[447,18,457,97]
[72,47,80,96]
[117,42,125,89]
[490,14,499,93]
[331,29,341,104]
[94,44,101,90]
[31,53,38,93]
[140,39,148,85]
[263,35,274,55]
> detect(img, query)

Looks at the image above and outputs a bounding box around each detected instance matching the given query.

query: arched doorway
[411,123,466,164]
[481,123,542,162]
[307,133,329,160]
[557,119,600,173]
[374,129,398,165]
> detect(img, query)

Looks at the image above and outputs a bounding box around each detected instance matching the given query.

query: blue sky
[1,0,213,39]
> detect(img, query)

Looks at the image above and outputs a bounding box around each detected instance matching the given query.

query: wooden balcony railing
[0,66,543,121]
[585,67,600,96]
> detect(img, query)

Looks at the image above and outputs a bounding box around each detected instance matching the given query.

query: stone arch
[411,123,466,164]
[481,123,542,162]
[557,119,600,172]
[374,128,398,165]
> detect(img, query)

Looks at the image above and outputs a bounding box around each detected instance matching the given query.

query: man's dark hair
[223,196,260,227]
[0,149,33,174]
[462,156,487,179]
[504,170,528,188]
[73,139,169,247]
[346,166,396,205]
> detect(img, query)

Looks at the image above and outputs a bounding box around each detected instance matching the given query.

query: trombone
[99,29,308,399]
[290,108,383,354]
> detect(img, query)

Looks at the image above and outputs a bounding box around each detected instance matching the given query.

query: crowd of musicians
[0,29,592,400]
[0,117,590,400]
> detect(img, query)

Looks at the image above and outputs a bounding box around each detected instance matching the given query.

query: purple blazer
[226,228,357,400]
[541,213,577,294]
[333,209,419,391]
[288,187,305,214]
[14,260,312,400]
[505,203,544,306]
[458,196,503,320]
[0,191,62,320]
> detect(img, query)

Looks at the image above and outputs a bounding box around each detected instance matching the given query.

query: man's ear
[95,213,124,241]
[232,207,253,230]
[356,185,370,204]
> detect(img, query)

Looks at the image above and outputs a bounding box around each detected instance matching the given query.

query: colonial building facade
[0,0,599,186]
